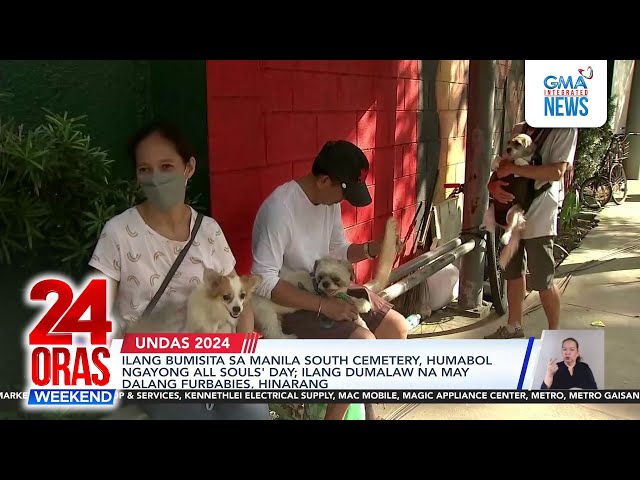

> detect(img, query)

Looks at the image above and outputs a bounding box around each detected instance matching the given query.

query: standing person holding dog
[251,140,409,420]
[485,122,578,339]
[89,121,270,420]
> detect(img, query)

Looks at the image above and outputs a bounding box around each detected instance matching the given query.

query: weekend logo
[525,60,607,128]
[21,273,119,411]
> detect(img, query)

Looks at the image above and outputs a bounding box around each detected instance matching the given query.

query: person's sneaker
[484,326,525,339]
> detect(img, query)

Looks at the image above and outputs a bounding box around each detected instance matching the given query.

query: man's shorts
[281,287,393,339]
[503,235,555,291]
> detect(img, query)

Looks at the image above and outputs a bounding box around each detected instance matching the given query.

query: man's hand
[496,159,518,179]
[321,296,360,322]
[488,179,514,204]
[368,229,403,258]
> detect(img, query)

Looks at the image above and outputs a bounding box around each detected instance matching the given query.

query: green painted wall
[0,60,209,393]
[148,60,210,212]
[0,60,153,179]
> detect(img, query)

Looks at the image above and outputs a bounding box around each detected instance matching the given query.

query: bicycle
[444,183,507,316]
[580,129,639,208]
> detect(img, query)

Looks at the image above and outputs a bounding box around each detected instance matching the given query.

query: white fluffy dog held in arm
[251,217,399,339]
[186,269,261,333]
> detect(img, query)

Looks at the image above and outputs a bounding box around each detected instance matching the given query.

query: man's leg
[506,275,526,329]
[325,326,375,420]
[485,240,526,339]
[372,308,409,339]
[527,236,560,330]
[282,309,375,420]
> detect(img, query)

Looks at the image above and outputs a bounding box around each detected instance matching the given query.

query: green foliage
[0,109,142,276]
[573,96,617,187]
[559,191,580,231]
[0,106,204,277]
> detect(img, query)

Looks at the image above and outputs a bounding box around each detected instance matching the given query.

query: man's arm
[251,202,291,299]
[251,202,324,311]
[497,127,578,183]
[328,203,384,264]
[501,161,568,182]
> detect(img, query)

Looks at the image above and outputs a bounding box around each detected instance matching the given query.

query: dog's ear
[313,259,320,275]
[242,274,262,293]
[342,260,356,282]
[203,268,222,289]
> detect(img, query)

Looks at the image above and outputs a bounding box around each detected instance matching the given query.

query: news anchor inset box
[525,60,608,128]
[530,329,605,391]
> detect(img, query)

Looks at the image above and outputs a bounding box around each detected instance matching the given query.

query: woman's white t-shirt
[89,206,236,330]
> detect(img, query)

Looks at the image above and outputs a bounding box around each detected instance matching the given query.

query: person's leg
[324,324,375,420]
[282,310,371,420]
[349,288,408,340]
[207,402,272,420]
[506,276,526,330]
[485,240,526,339]
[526,236,560,330]
[353,289,407,419]
[141,403,217,420]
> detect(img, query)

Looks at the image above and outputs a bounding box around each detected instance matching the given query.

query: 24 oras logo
[23,273,117,409]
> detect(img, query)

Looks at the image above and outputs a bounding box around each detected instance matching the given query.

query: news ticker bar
[115,389,640,403]
[4,389,640,407]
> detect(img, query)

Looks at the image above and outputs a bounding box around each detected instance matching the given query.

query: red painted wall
[206,60,420,284]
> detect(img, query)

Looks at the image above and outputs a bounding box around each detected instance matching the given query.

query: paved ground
[376,180,640,420]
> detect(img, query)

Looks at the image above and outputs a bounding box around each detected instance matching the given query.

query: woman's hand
[543,358,558,389]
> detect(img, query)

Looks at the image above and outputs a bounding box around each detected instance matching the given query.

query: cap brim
[343,182,371,207]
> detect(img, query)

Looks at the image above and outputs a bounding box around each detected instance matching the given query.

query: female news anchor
[541,337,598,390]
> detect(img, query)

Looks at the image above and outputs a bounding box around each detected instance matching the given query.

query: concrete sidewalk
[377,180,640,420]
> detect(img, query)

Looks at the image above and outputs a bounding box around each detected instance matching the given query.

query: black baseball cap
[313,140,371,207]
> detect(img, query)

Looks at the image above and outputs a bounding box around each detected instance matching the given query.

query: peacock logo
[579,66,593,80]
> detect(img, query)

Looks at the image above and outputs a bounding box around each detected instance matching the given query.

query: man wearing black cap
[251,140,408,419]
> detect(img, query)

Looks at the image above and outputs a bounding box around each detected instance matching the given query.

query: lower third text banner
[118,389,640,404]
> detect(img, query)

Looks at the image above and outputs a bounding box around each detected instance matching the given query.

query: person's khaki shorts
[503,236,555,291]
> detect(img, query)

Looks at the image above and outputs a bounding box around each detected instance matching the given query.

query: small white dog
[185,269,261,333]
[483,133,536,270]
[252,217,399,339]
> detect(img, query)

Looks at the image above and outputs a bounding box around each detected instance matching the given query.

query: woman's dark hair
[128,120,196,166]
[562,337,582,363]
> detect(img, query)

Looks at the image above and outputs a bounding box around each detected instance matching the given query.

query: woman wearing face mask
[89,121,270,420]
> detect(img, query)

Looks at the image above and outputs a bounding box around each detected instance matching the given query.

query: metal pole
[379,239,477,302]
[625,61,640,180]
[457,60,495,311]
[386,237,461,284]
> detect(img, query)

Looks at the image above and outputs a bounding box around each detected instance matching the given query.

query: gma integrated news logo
[22,273,120,411]
[525,60,607,128]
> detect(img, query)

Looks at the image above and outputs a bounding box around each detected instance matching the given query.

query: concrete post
[457,60,496,311]
[625,62,640,180]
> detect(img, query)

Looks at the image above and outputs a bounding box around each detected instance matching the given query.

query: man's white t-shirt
[511,123,578,239]
[251,180,352,299]
[89,206,236,330]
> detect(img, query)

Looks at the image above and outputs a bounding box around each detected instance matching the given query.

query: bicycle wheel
[485,225,507,316]
[609,163,628,205]
[580,175,612,209]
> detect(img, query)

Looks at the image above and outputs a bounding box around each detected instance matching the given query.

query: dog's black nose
[322,281,330,289]
[506,147,512,154]
[232,306,241,314]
